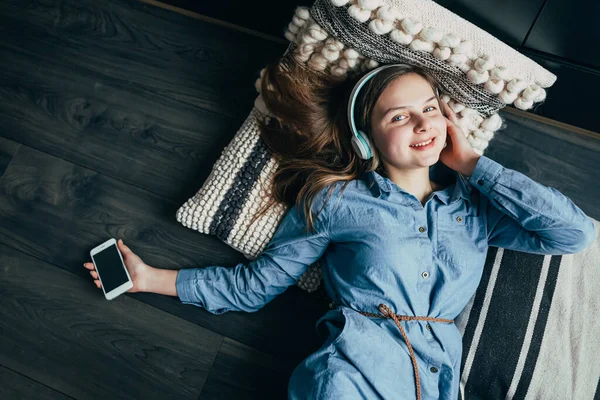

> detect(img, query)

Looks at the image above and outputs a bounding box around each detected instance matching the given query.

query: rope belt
[355,303,454,400]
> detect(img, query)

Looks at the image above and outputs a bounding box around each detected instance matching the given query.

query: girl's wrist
[460,154,480,177]
[143,265,178,297]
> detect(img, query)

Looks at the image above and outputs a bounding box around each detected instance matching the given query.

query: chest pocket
[437,211,488,269]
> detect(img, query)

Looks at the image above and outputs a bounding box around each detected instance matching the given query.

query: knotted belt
[355,303,454,400]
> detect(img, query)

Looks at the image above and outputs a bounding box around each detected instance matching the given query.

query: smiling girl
[84,57,595,399]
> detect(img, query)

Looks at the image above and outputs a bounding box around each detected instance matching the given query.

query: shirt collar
[362,162,472,206]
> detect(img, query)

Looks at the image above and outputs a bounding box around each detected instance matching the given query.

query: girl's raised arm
[470,155,595,255]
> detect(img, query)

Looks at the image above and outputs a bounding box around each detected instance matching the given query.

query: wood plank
[0,0,286,201]
[138,0,288,44]
[0,243,223,400]
[0,145,330,363]
[0,365,72,400]
[141,0,306,41]
[503,105,599,140]
[199,337,298,400]
[0,137,20,180]
[487,110,600,219]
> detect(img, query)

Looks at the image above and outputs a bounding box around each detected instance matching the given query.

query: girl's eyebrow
[384,96,437,115]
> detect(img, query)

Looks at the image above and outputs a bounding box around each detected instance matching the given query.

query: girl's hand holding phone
[84,239,151,293]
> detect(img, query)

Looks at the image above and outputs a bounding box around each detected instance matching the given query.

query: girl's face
[369,73,447,171]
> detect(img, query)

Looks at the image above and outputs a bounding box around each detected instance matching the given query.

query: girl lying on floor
[84,56,595,400]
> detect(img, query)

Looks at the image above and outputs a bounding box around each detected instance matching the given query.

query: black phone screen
[92,244,129,293]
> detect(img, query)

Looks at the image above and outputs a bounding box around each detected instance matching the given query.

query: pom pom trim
[297,0,550,111]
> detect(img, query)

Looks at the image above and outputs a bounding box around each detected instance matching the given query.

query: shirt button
[430,366,439,373]
[477,178,484,185]
[456,216,463,223]
[426,323,431,331]
[418,226,426,233]
[421,271,429,279]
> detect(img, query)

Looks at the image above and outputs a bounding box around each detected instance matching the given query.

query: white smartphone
[90,238,133,300]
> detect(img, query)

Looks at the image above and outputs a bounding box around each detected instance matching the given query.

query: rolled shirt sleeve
[469,155,596,255]
[175,189,333,314]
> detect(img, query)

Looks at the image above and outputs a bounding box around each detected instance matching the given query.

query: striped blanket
[455,219,600,399]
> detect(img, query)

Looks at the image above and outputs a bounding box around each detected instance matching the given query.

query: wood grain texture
[0,137,20,180]
[0,145,329,363]
[199,337,297,400]
[137,0,288,44]
[0,0,287,202]
[141,0,308,41]
[0,0,328,367]
[489,111,600,219]
[0,243,223,400]
[0,365,73,400]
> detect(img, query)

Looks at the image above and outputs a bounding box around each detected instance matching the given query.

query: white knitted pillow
[176,0,557,293]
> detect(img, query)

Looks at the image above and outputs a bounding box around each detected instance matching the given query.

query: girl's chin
[387,157,441,170]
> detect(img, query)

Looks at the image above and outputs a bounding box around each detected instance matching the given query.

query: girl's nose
[414,117,433,133]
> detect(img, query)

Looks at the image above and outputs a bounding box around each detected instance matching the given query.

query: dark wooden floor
[0,0,598,399]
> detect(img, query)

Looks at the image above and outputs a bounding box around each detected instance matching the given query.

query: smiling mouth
[409,137,436,149]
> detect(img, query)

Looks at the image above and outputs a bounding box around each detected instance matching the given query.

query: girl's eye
[391,107,437,122]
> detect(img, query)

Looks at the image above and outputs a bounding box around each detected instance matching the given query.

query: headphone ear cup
[351,136,367,160]
[365,132,372,145]
[358,130,372,153]
[353,130,373,160]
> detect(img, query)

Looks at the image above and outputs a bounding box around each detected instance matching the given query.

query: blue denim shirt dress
[175,155,596,399]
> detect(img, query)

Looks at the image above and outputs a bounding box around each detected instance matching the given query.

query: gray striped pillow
[175,107,326,293]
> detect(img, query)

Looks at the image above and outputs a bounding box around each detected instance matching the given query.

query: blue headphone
[347,64,441,160]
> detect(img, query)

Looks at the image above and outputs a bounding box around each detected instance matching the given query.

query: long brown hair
[248,55,444,234]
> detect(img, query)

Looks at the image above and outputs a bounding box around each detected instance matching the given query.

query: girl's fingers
[118,239,131,255]
[83,262,101,288]
[449,114,459,125]
[83,262,95,270]
[442,101,459,123]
